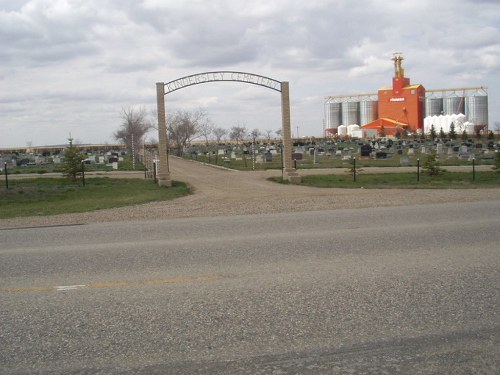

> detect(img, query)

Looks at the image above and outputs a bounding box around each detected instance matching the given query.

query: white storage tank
[338,125,348,136]
[347,124,360,136]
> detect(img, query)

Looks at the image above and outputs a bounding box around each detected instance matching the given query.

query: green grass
[270,171,500,189]
[0,178,190,219]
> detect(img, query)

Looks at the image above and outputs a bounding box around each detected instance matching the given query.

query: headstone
[313,149,320,164]
[436,144,443,154]
[265,152,273,162]
[230,151,236,159]
[408,148,414,155]
[292,153,303,161]
[112,162,118,170]
[360,144,372,157]
[421,146,426,154]
[400,157,411,165]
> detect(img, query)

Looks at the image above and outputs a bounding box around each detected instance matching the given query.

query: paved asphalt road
[1,201,499,374]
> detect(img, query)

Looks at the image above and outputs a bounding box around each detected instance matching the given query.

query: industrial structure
[324,54,488,138]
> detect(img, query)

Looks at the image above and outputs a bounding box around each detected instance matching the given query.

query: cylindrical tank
[359,100,378,125]
[443,95,464,115]
[347,124,360,136]
[465,95,488,126]
[325,102,342,129]
[341,102,359,126]
[338,125,348,136]
[425,97,443,117]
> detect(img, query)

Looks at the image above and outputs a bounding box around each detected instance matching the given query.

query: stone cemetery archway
[155,71,301,186]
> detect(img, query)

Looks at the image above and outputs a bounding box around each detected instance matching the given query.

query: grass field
[270,171,500,189]
[0,177,190,219]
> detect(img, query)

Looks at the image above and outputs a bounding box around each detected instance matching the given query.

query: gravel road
[1,157,498,228]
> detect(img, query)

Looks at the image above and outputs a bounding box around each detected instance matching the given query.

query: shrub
[423,151,445,176]
[494,151,500,173]
[61,145,85,181]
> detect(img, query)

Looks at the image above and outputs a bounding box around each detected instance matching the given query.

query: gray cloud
[0,0,499,147]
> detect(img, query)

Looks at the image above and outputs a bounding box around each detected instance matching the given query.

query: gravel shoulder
[1,157,498,228]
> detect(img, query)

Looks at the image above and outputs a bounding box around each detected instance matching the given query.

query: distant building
[325,54,488,138]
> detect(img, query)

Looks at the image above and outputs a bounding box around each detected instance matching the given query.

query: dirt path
[1,158,498,228]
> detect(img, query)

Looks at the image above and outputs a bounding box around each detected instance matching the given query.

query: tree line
[114,107,281,157]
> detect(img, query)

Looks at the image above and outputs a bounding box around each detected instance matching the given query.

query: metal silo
[325,102,342,129]
[443,95,465,115]
[359,100,378,125]
[341,101,359,126]
[465,95,488,126]
[425,97,443,117]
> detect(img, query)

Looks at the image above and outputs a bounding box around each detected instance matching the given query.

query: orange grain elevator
[364,54,425,135]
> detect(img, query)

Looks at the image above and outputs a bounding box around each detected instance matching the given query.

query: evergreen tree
[439,128,446,140]
[494,151,500,174]
[422,150,445,176]
[62,139,85,181]
[449,122,457,140]
[461,129,468,141]
[430,125,437,140]
[488,131,494,140]
[475,128,482,140]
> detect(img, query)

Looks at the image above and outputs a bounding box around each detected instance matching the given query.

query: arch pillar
[281,82,301,183]
[156,82,172,187]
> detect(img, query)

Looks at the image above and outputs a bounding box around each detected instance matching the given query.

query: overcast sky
[1,0,499,148]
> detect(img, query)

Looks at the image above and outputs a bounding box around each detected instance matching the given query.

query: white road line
[55,285,87,291]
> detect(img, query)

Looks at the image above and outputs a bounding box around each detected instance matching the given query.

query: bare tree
[275,128,283,138]
[264,129,274,144]
[229,125,247,145]
[114,107,152,154]
[213,127,227,144]
[167,109,208,156]
[250,128,261,142]
[198,116,214,147]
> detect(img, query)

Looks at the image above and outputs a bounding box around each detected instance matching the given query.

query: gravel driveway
[1,157,498,228]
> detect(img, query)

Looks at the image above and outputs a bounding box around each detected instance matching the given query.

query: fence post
[81,161,85,187]
[353,157,356,182]
[472,156,476,181]
[4,162,8,189]
[417,158,420,182]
